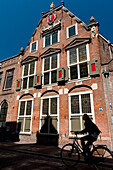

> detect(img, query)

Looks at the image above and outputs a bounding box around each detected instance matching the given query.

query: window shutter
[89,60,99,76]
[57,68,65,82]
[16,79,22,91]
[34,74,42,87]
[64,67,69,81]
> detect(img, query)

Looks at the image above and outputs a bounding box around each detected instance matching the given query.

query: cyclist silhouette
[76,114,101,156]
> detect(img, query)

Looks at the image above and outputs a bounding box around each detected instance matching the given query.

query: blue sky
[0,0,113,61]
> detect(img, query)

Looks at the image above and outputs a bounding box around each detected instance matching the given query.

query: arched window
[0,100,8,124]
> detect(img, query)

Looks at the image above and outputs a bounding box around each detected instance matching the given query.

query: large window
[43,54,59,85]
[0,72,3,85]
[69,92,94,135]
[22,61,35,89]
[67,24,77,38]
[68,44,89,80]
[0,100,8,126]
[40,96,59,134]
[18,99,33,133]
[44,31,59,47]
[4,70,14,89]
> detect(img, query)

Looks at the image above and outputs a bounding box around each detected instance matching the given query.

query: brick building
[0,2,113,149]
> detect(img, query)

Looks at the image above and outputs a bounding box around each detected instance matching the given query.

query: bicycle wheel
[91,145,113,166]
[61,143,80,167]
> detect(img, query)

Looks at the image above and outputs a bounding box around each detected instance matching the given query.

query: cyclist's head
[83,114,90,120]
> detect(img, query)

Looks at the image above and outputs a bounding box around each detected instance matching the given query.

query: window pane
[5,75,13,89]
[71,95,80,114]
[69,25,75,37]
[24,118,31,132]
[69,48,77,64]
[52,31,58,44]
[30,62,35,75]
[44,72,49,85]
[19,101,25,115]
[18,118,24,132]
[81,94,91,113]
[50,117,57,134]
[0,101,8,122]
[44,57,50,71]
[79,46,87,62]
[42,99,49,115]
[70,65,78,80]
[23,78,28,89]
[51,70,57,83]
[80,62,88,78]
[31,42,36,52]
[0,73,2,85]
[71,116,80,132]
[26,101,32,115]
[51,98,57,114]
[24,64,29,76]
[51,55,57,69]
[45,34,50,47]
[29,76,34,88]
[40,117,48,133]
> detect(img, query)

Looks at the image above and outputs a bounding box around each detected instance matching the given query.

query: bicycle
[61,132,113,169]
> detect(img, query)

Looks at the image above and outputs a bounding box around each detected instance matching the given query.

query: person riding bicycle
[76,114,101,156]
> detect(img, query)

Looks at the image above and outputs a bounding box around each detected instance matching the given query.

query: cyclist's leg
[81,135,89,155]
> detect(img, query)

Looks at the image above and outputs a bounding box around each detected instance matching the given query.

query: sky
[0,0,113,61]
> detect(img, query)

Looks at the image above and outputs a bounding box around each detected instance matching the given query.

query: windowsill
[20,132,31,135]
[42,83,57,89]
[20,88,34,92]
[66,34,78,40]
[43,42,60,49]
[30,50,38,54]
[39,133,58,136]
[2,88,11,91]
[68,76,91,84]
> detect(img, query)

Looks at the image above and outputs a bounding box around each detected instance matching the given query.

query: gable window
[44,31,59,47]
[4,69,14,89]
[68,44,89,80]
[30,41,38,53]
[18,99,33,133]
[40,96,59,134]
[69,92,94,135]
[67,24,77,38]
[0,72,3,85]
[43,54,59,85]
[22,61,35,89]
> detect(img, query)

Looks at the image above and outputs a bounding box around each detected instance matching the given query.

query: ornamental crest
[47,13,56,25]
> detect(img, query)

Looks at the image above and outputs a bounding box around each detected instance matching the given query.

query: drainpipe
[103,67,113,124]
[108,41,112,59]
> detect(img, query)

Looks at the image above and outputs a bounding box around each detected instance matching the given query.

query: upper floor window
[43,31,59,47]
[22,61,36,89]
[43,54,59,86]
[0,72,3,85]
[30,41,38,53]
[67,44,89,80]
[4,69,14,90]
[67,24,77,38]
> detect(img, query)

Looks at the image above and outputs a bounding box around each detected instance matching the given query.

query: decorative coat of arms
[47,13,56,25]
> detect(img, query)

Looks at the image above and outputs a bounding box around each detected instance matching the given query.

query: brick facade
[0,2,113,149]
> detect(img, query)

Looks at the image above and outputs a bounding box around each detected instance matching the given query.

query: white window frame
[68,91,95,137]
[42,53,59,86]
[43,30,60,48]
[17,98,33,134]
[30,40,38,53]
[4,69,14,90]
[22,61,36,90]
[67,23,78,39]
[40,95,59,134]
[67,44,90,81]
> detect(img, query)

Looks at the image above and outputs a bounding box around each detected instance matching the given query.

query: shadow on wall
[0,122,21,142]
[36,116,59,146]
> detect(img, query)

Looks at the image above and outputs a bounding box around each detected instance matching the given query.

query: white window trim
[67,44,90,82]
[68,91,95,137]
[30,40,38,53]
[43,30,60,48]
[4,70,14,90]
[66,23,78,39]
[17,98,33,135]
[21,61,36,90]
[42,53,59,86]
[39,95,59,134]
